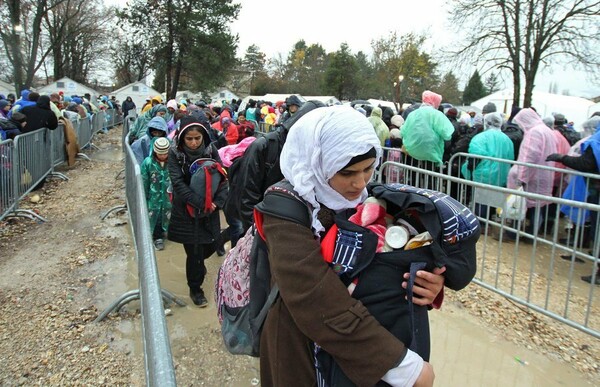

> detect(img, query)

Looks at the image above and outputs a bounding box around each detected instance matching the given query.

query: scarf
[279,105,382,234]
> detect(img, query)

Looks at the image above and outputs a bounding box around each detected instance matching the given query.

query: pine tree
[462,70,487,105]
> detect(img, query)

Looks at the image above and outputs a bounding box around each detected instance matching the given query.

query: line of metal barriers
[0,109,122,222]
[376,149,600,339]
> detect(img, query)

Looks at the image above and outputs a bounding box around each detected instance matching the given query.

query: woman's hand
[402,266,446,305]
[413,362,434,387]
[209,203,217,212]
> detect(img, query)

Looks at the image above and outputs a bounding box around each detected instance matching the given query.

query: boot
[190,288,208,307]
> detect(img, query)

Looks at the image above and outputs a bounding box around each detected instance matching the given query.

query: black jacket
[228,101,325,231]
[167,119,228,245]
[20,96,58,133]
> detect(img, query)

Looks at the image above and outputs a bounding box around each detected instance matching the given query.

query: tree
[1,0,62,92]
[241,44,266,95]
[484,72,500,95]
[463,70,487,105]
[324,43,359,101]
[371,32,439,104]
[284,40,329,95]
[118,0,238,99]
[111,34,153,87]
[438,72,462,105]
[450,0,600,107]
[44,0,114,83]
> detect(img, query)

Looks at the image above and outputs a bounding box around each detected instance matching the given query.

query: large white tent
[112,81,161,114]
[38,77,99,100]
[471,89,595,131]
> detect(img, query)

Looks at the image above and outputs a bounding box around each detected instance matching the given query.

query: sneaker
[581,275,600,285]
[190,288,208,307]
[154,239,164,251]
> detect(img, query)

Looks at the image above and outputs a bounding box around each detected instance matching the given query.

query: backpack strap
[254,180,312,231]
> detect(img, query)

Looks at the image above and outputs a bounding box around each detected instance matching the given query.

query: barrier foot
[94,288,186,322]
[115,168,125,180]
[94,289,139,322]
[77,152,91,161]
[161,289,187,307]
[50,172,69,181]
[8,209,47,223]
[101,204,127,220]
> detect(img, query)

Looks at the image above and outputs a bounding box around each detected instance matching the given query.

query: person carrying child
[259,106,444,386]
[141,137,172,251]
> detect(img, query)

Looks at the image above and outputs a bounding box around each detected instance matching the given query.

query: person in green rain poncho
[129,104,168,142]
[141,137,172,251]
[461,112,514,217]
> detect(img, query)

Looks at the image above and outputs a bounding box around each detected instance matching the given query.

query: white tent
[471,89,595,131]
[209,88,241,106]
[112,82,161,114]
[0,80,15,98]
[38,77,99,100]
[304,95,341,106]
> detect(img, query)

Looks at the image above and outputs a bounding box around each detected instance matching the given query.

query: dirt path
[0,126,597,386]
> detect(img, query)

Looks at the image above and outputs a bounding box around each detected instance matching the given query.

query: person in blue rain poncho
[546,120,600,285]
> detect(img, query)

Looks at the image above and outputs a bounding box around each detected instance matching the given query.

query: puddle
[89,147,123,162]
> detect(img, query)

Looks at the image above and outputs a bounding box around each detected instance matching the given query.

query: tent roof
[471,89,595,130]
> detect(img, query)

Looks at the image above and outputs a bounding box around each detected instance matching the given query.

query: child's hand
[209,203,217,212]
[402,266,446,305]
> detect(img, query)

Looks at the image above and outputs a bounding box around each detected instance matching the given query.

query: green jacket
[368,107,390,147]
[400,106,454,164]
[461,129,514,186]
[141,155,172,233]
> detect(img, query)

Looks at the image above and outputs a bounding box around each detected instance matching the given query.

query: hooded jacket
[508,108,557,207]
[167,117,228,245]
[400,105,454,164]
[461,114,514,186]
[11,89,36,113]
[368,107,390,147]
[226,100,325,230]
[132,116,169,164]
[20,95,58,133]
[129,104,167,141]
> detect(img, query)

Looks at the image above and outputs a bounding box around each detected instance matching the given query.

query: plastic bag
[497,186,527,221]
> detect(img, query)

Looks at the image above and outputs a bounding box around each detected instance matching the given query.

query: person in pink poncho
[506,108,558,240]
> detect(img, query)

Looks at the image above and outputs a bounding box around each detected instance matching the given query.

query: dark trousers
[225,213,244,248]
[152,219,164,240]
[183,243,214,290]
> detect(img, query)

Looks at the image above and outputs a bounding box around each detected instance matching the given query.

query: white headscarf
[280,105,382,234]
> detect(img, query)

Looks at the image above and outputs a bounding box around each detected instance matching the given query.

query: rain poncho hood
[400,106,454,164]
[508,108,558,207]
[461,114,514,186]
[147,116,168,136]
[129,104,167,139]
[368,106,390,146]
[279,105,382,234]
[422,90,442,109]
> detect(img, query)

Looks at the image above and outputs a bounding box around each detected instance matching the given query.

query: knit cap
[153,137,170,155]
[482,102,497,114]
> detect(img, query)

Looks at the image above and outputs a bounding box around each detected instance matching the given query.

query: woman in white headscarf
[259,105,441,387]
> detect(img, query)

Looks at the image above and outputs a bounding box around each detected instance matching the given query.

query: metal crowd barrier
[0,139,16,221]
[377,146,445,191]
[95,132,184,387]
[378,155,600,339]
[0,110,123,223]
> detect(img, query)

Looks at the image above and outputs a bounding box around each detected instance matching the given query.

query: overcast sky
[108,0,598,98]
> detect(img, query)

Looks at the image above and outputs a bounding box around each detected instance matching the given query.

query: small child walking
[141,137,172,250]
